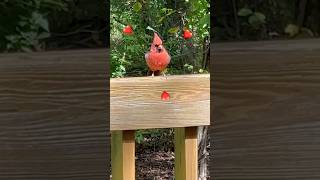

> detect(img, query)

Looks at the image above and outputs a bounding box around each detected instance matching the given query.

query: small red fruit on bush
[123,25,133,35]
[183,29,192,39]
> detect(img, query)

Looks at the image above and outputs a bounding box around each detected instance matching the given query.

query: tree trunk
[198,126,209,179]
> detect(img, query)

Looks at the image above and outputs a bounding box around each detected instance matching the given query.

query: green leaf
[284,24,299,37]
[37,32,50,39]
[199,13,210,28]
[254,12,266,23]
[166,9,176,16]
[135,131,144,144]
[248,12,266,26]
[18,21,27,27]
[160,8,167,13]
[119,65,126,72]
[238,8,253,16]
[158,9,175,23]
[5,35,17,42]
[146,26,157,33]
[32,12,49,32]
[133,2,142,12]
[248,15,257,25]
[168,27,179,34]
[158,16,165,23]
[21,32,37,42]
[184,63,193,71]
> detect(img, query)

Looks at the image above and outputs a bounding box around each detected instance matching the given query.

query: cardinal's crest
[152,32,163,46]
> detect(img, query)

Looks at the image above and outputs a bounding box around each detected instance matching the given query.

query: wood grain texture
[211,38,320,179]
[185,127,198,180]
[174,128,186,180]
[111,131,123,180]
[110,74,210,131]
[122,130,135,180]
[175,127,198,180]
[111,130,135,180]
[0,49,109,180]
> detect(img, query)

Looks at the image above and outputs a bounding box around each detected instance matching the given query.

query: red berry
[123,25,133,35]
[161,91,170,101]
[183,29,192,39]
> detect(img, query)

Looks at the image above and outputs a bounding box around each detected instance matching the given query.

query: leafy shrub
[0,0,68,52]
[136,128,174,152]
[111,0,210,77]
[1,0,106,52]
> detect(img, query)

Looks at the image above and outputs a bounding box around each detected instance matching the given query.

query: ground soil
[136,150,174,180]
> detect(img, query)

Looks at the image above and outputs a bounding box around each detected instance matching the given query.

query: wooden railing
[0,49,108,179]
[212,38,320,179]
[110,74,210,180]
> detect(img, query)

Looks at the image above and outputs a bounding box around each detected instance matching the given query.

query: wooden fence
[0,49,108,180]
[110,74,210,180]
[3,38,319,180]
[212,38,320,179]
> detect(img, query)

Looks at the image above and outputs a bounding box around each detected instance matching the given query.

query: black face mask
[155,44,162,53]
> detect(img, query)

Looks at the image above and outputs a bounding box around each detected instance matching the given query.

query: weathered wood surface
[211,38,320,179]
[111,130,135,180]
[0,49,109,180]
[110,74,210,131]
[174,127,198,180]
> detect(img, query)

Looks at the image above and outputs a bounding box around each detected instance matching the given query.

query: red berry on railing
[161,91,170,101]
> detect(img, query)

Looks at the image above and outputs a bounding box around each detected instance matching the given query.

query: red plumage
[145,32,171,76]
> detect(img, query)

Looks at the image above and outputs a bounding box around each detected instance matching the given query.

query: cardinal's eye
[157,47,162,53]
[155,44,159,47]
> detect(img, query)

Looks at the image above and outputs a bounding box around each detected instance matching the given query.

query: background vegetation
[111,0,210,78]
[214,0,320,41]
[0,0,106,52]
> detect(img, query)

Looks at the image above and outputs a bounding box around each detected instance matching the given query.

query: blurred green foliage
[0,0,67,52]
[214,0,320,41]
[111,0,210,77]
[0,0,106,52]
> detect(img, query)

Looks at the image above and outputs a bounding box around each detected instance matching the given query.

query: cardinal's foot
[163,72,167,80]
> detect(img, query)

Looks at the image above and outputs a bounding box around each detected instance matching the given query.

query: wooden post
[111,130,135,180]
[175,127,198,180]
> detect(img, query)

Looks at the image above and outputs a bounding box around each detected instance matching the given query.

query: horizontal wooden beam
[0,49,108,179]
[212,38,320,179]
[110,74,210,131]
[213,38,320,53]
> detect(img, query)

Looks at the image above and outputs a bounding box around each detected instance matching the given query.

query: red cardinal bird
[145,32,171,77]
